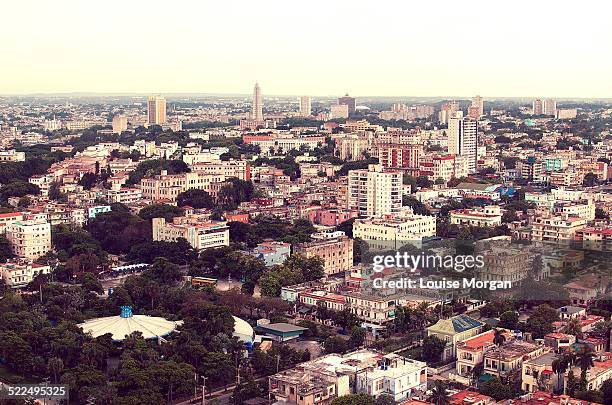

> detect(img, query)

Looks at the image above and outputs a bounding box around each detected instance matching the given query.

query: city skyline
[1,0,611,97]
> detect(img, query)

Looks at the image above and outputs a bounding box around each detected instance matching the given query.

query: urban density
[0,2,610,405]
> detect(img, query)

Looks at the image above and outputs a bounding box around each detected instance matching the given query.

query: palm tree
[564,318,582,338]
[576,347,594,390]
[47,357,64,384]
[430,380,450,405]
[493,329,506,378]
[552,356,570,393]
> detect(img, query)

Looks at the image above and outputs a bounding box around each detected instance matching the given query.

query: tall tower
[471,95,484,117]
[252,82,263,121]
[338,93,356,115]
[448,111,478,174]
[147,95,167,125]
[299,96,312,117]
[532,99,543,115]
[543,98,556,116]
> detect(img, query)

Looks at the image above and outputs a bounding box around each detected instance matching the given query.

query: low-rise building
[521,352,559,393]
[426,315,484,361]
[353,214,436,251]
[0,260,51,288]
[252,241,291,266]
[484,340,548,380]
[450,206,502,227]
[152,216,229,250]
[531,216,587,243]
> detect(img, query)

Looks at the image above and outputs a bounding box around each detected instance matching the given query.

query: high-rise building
[532,99,543,115]
[438,101,460,124]
[348,164,402,217]
[147,95,167,125]
[543,98,557,116]
[448,112,478,174]
[338,93,356,115]
[252,82,263,121]
[298,96,312,117]
[6,220,51,260]
[112,115,128,134]
[330,104,349,119]
[471,95,484,117]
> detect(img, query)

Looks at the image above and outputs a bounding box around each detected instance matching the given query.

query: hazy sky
[1,0,611,97]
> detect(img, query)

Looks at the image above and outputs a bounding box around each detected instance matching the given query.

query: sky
[1,0,611,98]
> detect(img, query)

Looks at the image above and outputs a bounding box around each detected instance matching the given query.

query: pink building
[308,208,358,226]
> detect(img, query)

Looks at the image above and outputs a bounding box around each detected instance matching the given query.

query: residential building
[453,330,499,383]
[471,95,484,117]
[352,214,436,251]
[543,98,557,116]
[521,352,559,393]
[268,350,427,404]
[6,219,52,260]
[533,99,543,115]
[378,143,422,171]
[448,112,478,173]
[140,170,226,202]
[112,115,128,133]
[552,200,595,221]
[330,104,349,119]
[338,94,356,115]
[253,241,291,266]
[147,95,167,125]
[348,164,402,217]
[576,227,612,251]
[450,206,502,227]
[0,260,51,288]
[152,217,229,250]
[0,212,24,233]
[439,101,459,124]
[0,149,25,162]
[484,340,548,380]
[294,231,353,275]
[556,109,578,119]
[543,333,576,353]
[190,160,250,181]
[299,96,312,117]
[531,216,587,243]
[426,315,484,361]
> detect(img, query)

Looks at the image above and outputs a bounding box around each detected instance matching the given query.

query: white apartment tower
[543,98,557,116]
[532,99,543,115]
[348,164,402,217]
[147,95,167,125]
[448,112,478,174]
[112,115,128,134]
[299,96,312,117]
[252,82,263,121]
[6,220,51,260]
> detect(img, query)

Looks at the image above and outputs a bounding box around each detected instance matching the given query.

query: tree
[421,335,445,363]
[525,304,559,338]
[47,357,64,384]
[595,208,609,220]
[479,376,516,400]
[144,258,183,284]
[48,181,66,201]
[402,196,431,215]
[0,180,40,200]
[323,336,348,354]
[330,393,375,405]
[582,173,598,187]
[176,189,215,209]
[576,347,595,390]
[138,204,184,222]
[78,172,98,190]
[0,235,14,262]
[348,326,366,349]
[498,311,518,330]
[600,378,612,405]
[551,354,571,393]
[430,380,450,405]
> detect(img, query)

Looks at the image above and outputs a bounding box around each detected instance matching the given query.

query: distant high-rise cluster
[147,95,167,125]
[438,101,460,124]
[252,82,263,121]
[532,98,556,116]
[298,96,312,117]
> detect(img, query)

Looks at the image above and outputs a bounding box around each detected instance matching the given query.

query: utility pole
[201,375,206,405]
[276,354,280,373]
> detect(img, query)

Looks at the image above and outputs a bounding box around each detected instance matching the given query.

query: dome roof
[78,306,181,341]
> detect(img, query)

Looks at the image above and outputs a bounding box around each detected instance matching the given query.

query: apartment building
[140,170,226,202]
[294,232,353,275]
[0,260,51,288]
[352,214,436,251]
[521,352,559,393]
[190,159,250,181]
[531,216,587,243]
[576,227,612,251]
[552,200,595,221]
[348,164,402,217]
[252,241,291,267]
[0,149,25,162]
[449,206,502,227]
[6,219,52,260]
[106,187,143,204]
[335,134,370,161]
[152,217,229,250]
[268,350,427,404]
[419,155,456,182]
[484,340,548,380]
[477,245,531,287]
[453,330,500,384]
[0,212,24,233]
[378,143,422,171]
[448,112,478,174]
